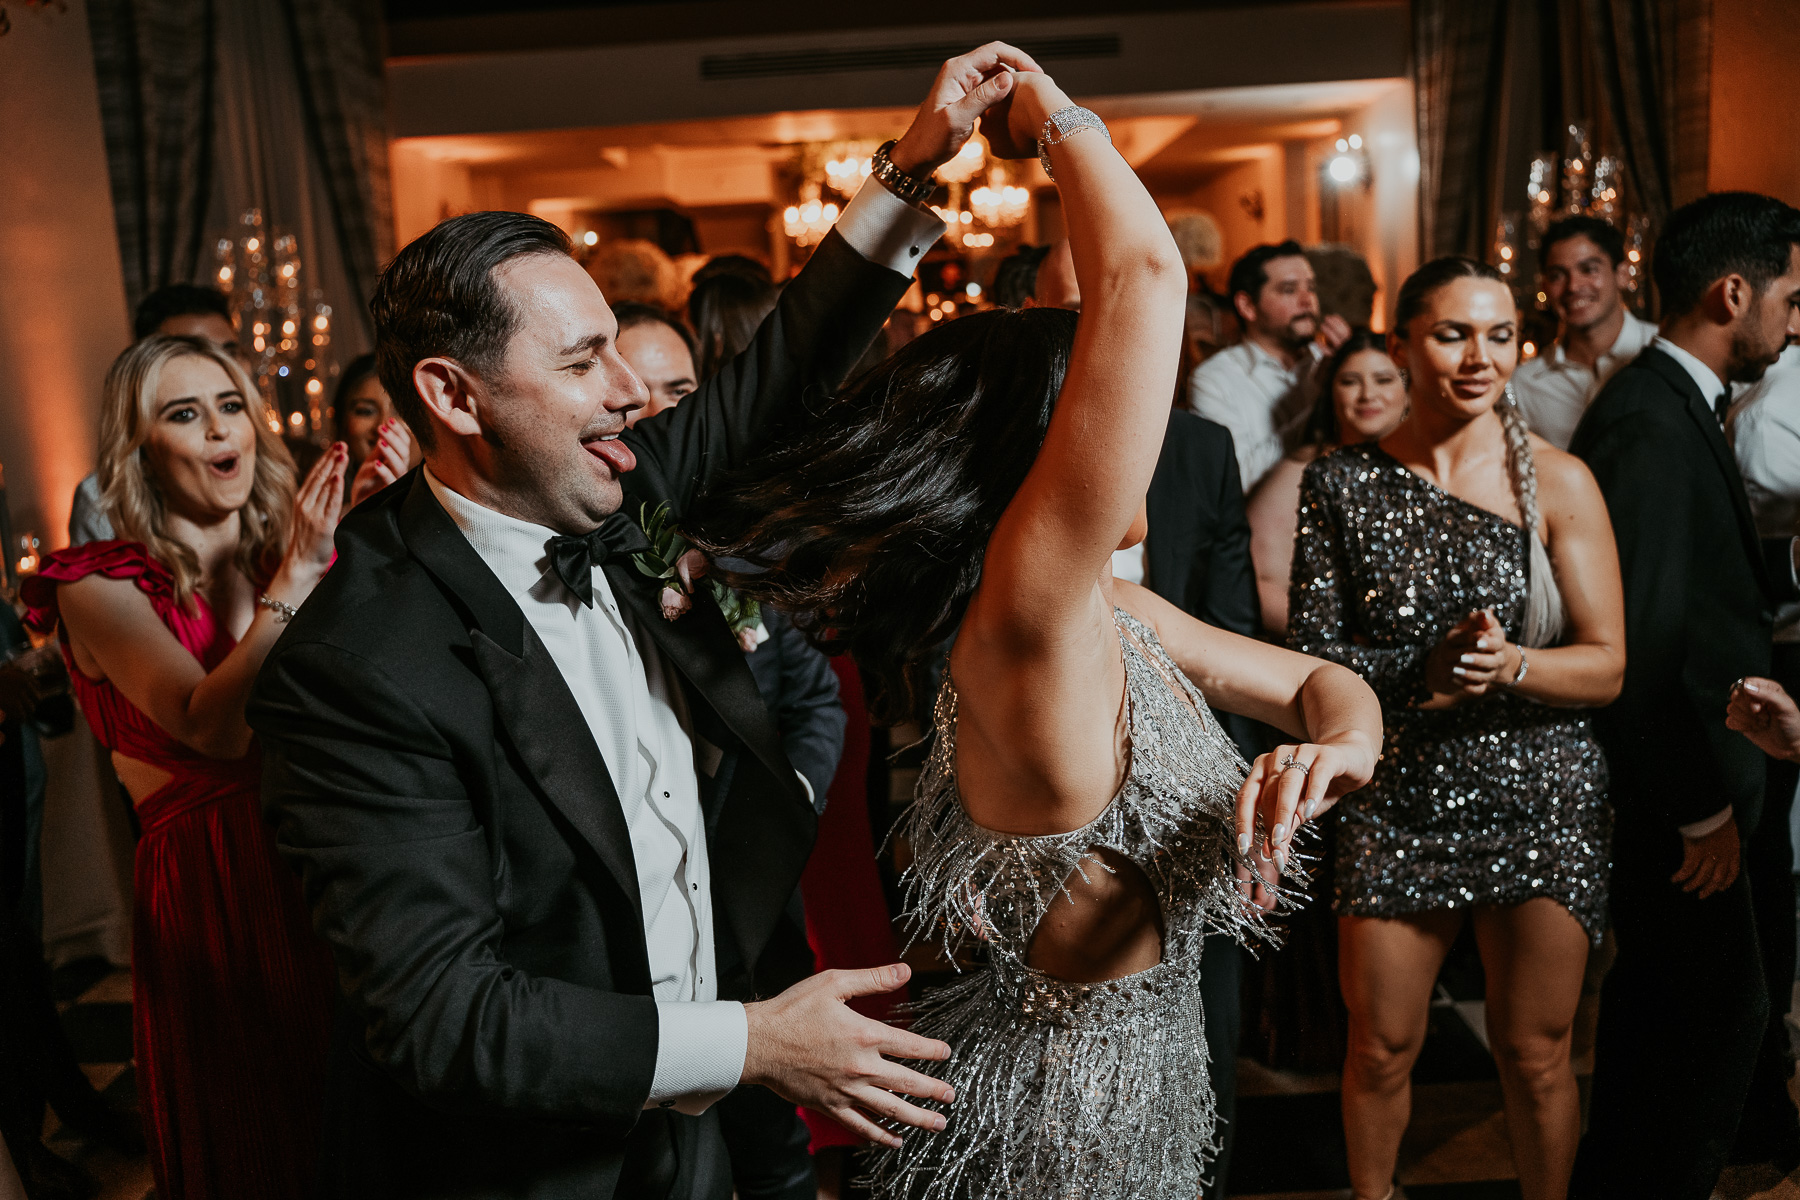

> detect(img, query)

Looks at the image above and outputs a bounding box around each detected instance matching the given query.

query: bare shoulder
[58,571,157,624]
[1530,437,1603,501]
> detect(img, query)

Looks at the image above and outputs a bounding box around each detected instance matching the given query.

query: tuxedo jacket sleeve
[621,228,913,518]
[744,609,846,811]
[1570,354,1776,832]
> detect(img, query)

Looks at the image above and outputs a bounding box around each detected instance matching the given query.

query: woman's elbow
[185,723,256,762]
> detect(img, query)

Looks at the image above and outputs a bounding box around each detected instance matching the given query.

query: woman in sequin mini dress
[693,67,1383,1200]
[1288,257,1625,1200]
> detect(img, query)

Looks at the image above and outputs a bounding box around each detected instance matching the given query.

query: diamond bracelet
[1037,105,1110,181]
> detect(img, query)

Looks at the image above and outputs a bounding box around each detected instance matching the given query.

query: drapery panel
[88,0,389,349]
[1412,0,1711,286]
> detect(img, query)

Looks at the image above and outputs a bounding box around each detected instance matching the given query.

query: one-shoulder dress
[865,610,1284,1200]
[24,542,334,1200]
[1287,446,1611,941]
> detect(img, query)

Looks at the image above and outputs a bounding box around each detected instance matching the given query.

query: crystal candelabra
[212,209,335,440]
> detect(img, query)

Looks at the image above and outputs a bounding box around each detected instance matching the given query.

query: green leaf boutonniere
[631,503,766,651]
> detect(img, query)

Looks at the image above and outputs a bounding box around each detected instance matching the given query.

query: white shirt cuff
[832,178,945,277]
[646,1000,748,1116]
[1679,806,1734,840]
[796,770,815,809]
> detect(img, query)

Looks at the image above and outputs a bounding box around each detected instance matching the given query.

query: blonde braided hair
[1497,383,1565,647]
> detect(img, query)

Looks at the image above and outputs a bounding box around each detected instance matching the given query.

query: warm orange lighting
[305,378,324,395]
[1523,341,1538,359]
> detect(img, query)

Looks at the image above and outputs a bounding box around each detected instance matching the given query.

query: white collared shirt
[1185,340,1316,493]
[427,470,743,1114]
[1512,310,1657,448]
[1729,345,1800,644]
[415,178,942,1113]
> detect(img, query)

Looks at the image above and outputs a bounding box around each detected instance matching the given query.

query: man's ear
[412,357,486,440]
[1234,290,1259,326]
[1613,261,1633,294]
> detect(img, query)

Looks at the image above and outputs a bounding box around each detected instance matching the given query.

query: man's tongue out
[585,436,637,475]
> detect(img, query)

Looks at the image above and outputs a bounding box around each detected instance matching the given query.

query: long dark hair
[1301,327,1389,447]
[688,262,779,383]
[687,306,1080,723]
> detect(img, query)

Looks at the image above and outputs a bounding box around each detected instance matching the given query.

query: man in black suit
[247,45,1039,1199]
[1568,191,1800,1199]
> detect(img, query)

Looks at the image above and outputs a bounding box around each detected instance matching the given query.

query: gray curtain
[1411,0,1712,272]
[88,0,389,350]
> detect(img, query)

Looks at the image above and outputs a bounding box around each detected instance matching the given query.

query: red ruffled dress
[24,542,333,1200]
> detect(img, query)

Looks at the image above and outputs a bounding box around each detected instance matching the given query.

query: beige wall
[1187,149,1287,292]
[0,0,131,551]
[1709,0,1800,201]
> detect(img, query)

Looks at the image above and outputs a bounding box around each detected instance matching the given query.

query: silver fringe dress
[865,610,1286,1200]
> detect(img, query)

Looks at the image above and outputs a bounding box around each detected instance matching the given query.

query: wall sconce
[1239,190,1265,222]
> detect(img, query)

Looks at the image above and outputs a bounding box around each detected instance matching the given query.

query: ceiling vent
[699,34,1121,81]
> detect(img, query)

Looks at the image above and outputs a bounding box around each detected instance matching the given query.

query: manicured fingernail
[1237,832,1252,855]
[1475,639,1490,650]
[1273,823,1287,842]
[1746,682,1761,693]
[1459,654,1475,664]
[1305,798,1320,820]
[1276,848,1288,870]
[1452,666,1468,677]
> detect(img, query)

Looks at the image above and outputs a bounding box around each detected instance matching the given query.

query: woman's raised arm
[971,72,1188,643]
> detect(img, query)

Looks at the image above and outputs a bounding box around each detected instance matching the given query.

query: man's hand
[888,42,1044,177]
[1319,314,1352,354]
[1672,819,1741,898]
[1727,676,1800,762]
[741,964,953,1149]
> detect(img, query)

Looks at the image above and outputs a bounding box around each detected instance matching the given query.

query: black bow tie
[544,515,653,607]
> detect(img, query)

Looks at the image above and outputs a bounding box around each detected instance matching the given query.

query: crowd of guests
[5,52,1800,1199]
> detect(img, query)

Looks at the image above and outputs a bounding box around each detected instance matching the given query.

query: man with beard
[1570,191,1800,1199]
[1512,215,1658,449]
[1186,241,1349,491]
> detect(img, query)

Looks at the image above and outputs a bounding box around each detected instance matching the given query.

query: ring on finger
[1279,755,1310,778]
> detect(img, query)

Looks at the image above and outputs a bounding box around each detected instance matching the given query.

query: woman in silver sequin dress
[693,68,1383,1200]
[1288,257,1626,1200]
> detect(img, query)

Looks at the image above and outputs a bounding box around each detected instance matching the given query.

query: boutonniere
[632,503,766,651]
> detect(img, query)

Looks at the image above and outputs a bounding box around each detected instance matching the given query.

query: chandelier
[212,209,334,437]
[970,183,1030,228]
[824,149,874,197]
[783,186,840,247]
[937,137,987,184]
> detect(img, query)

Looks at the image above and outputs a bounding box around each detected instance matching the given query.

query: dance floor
[46,959,1800,1200]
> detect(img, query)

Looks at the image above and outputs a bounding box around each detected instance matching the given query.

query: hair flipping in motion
[1394,255,1565,647]
[685,305,1080,724]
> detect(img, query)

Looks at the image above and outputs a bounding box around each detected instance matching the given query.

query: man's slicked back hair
[1653,192,1800,318]
[1227,240,1307,308]
[370,210,573,451]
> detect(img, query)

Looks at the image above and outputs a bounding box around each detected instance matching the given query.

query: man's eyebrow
[557,332,610,358]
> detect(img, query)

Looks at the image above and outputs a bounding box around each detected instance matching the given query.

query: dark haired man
[613,303,699,426]
[69,284,240,545]
[1513,215,1657,448]
[1186,240,1349,491]
[1569,191,1800,1199]
[247,45,1036,1200]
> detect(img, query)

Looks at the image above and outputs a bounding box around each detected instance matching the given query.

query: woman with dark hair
[333,352,415,506]
[1246,329,1408,635]
[1288,257,1625,1200]
[691,69,1382,1200]
[22,335,343,1200]
[688,259,780,382]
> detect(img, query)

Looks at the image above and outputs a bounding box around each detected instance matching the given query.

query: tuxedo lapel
[398,476,647,941]
[1643,350,1775,598]
[602,560,803,809]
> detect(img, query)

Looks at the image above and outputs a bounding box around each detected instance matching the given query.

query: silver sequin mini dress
[865,610,1282,1200]
[1289,446,1611,942]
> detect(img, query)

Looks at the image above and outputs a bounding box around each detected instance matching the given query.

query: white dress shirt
[1728,345,1800,645]
[416,178,941,1115]
[1185,340,1316,493]
[1511,310,1657,449]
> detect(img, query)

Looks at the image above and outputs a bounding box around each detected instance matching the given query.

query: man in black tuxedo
[1568,191,1800,1199]
[247,44,1041,1200]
